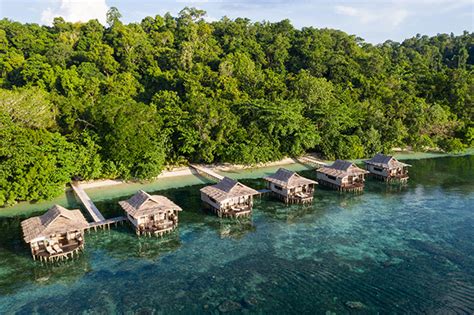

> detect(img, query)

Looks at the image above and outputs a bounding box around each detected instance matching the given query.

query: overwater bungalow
[263,168,318,204]
[316,159,369,192]
[119,190,182,237]
[21,205,89,262]
[364,153,410,182]
[200,177,259,218]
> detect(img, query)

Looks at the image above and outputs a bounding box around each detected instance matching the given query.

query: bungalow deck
[137,221,177,237]
[34,242,84,263]
[318,179,365,192]
[369,173,409,183]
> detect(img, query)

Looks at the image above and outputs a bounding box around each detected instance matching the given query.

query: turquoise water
[0,156,473,313]
[0,162,313,218]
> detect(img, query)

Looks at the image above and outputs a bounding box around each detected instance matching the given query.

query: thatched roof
[317,159,369,178]
[364,153,411,169]
[21,205,89,243]
[200,177,259,203]
[119,190,182,217]
[264,168,317,188]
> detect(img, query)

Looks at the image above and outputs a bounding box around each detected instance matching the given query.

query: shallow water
[0,156,473,313]
[0,162,313,218]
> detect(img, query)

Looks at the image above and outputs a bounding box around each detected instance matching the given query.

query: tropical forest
[0,7,472,206]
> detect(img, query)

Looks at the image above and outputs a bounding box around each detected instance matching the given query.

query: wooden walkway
[298,156,328,168]
[86,216,127,231]
[70,182,105,222]
[189,164,224,181]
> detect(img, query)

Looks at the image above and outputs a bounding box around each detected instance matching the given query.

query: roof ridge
[218,177,239,193]
[329,159,353,171]
[40,205,72,227]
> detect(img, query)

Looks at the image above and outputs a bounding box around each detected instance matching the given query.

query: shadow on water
[256,195,322,223]
[188,169,217,184]
[364,178,410,195]
[86,226,183,260]
[0,258,92,296]
[222,158,314,175]
[254,187,370,230]
[407,155,474,192]
[217,218,256,239]
[65,188,81,210]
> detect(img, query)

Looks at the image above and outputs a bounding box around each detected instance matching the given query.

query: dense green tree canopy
[0,9,472,205]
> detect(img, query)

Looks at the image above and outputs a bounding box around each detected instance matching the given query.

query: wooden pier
[190,164,225,181]
[71,182,105,222]
[298,156,328,168]
[86,216,127,231]
[71,182,129,230]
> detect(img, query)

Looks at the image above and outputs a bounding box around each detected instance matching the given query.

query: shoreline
[77,149,472,190]
[1,150,472,217]
[78,156,306,190]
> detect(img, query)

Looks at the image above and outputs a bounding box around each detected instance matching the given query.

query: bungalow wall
[268,182,290,197]
[268,182,311,197]
[201,192,253,211]
[366,164,389,177]
[201,192,220,210]
[316,172,344,186]
[127,213,139,228]
[129,211,174,229]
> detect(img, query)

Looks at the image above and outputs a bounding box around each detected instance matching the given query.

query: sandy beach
[78,156,317,190]
[77,148,473,190]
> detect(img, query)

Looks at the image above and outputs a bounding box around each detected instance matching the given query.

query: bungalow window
[374,167,383,172]
[274,185,283,191]
[327,175,337,180]
[209,197,217,203]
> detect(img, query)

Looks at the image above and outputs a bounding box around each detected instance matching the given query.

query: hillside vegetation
[0,7,472,205]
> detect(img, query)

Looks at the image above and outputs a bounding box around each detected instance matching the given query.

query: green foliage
[439,138,465,153]
[0,114,83,206]
[88,95,166,179]
[233,99,320,158]
[0,87,56,128]
[361,127,383,156]
[466,127,474,147]
[335,135,365,159]
[0,12,472,205]
[70,131,104,180]
[106,7,122,27]
[20,54,56,89]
